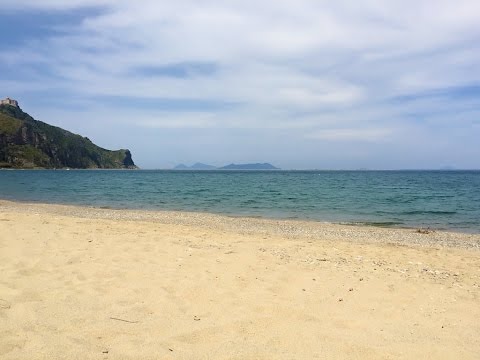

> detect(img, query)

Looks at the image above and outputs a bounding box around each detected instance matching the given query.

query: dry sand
[0,200,479,359]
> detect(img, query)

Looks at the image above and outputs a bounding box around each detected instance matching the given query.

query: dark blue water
[1,170,479,232]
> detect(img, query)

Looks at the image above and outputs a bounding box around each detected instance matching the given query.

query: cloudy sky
[1,0,479,169]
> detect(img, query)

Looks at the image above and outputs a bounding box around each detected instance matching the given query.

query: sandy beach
[0,200,479,359]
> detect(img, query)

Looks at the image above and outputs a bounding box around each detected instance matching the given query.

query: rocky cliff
[0,104,137,169]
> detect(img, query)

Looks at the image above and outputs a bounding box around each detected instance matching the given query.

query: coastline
[1,199,479,250]
[1,200,479,359]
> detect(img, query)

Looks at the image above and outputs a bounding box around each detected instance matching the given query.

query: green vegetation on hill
[0,104,137,169]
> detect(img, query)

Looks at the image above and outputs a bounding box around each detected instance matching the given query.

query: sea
[0,170,479,233]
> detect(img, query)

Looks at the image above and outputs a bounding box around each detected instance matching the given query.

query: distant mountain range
[174,162,280,170]
[0,100,137,169]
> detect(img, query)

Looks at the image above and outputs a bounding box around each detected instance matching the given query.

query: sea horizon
[2,168,479,171]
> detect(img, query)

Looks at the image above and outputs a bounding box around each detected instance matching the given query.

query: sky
[1,0,480,169]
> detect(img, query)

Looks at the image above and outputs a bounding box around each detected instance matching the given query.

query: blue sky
[1,0,479,169]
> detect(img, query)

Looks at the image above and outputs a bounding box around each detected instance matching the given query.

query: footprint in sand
[0,299,11,309]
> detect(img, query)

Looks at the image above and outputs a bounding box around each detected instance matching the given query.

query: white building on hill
[0,97,19,107]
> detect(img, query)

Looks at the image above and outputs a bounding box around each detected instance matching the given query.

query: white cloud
[2,0,480,167]
[306,128,393,142]
[134,113,218,129]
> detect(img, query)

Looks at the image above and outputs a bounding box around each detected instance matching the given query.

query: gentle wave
[341,221,405,228]
[400,210,457,215]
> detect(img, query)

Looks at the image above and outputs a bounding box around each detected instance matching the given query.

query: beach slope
[0,201,479,359]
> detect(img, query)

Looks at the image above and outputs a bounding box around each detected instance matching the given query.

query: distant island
[0,98,137,169]
[174,162,280,170]
[219,163,279,170]
[174,162,217,170]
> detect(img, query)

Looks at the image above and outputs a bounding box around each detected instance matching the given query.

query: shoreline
[1,199,479,250]
[1,199,479,359]
[0,196,461,233]
[1,169,479,235]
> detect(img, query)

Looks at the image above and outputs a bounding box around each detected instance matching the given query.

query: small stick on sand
[109,317,139,323]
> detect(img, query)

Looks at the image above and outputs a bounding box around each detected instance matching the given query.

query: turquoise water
[1,170,479,232]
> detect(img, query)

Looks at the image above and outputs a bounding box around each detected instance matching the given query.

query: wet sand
[1,200,479,359]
